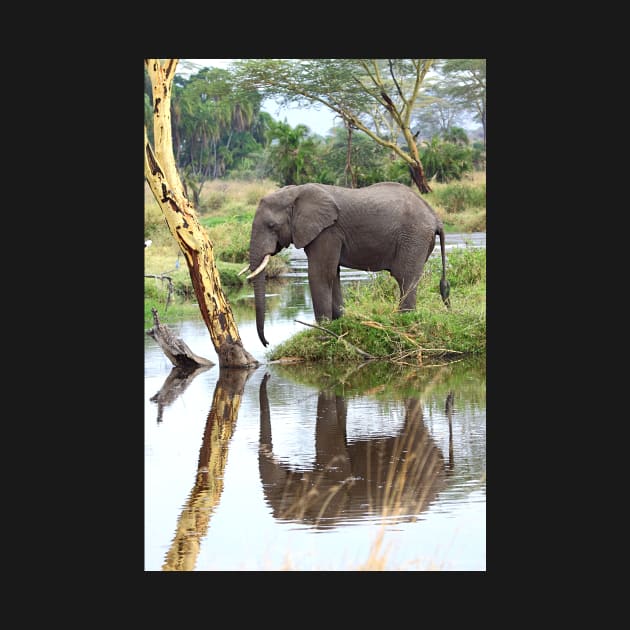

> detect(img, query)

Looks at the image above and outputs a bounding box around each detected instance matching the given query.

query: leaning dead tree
[144,58,258,368]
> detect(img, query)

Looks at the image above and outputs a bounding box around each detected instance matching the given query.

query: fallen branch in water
[147,308,214,368]
[295,320,376,359]
[419,348,463,354]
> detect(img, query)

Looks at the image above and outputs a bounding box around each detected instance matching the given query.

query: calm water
[144,235,486,571]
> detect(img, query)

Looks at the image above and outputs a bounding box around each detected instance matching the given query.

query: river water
[144,234,486,571]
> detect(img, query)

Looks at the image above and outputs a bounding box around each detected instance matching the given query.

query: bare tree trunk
[343,120,356,188]
[405,130,432,194]
[144,59,258,368]
[408,160,431,194]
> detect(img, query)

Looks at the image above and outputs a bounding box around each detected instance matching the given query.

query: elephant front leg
[305,235,342,322]
[308,269,334,321]
[332,267,343,319]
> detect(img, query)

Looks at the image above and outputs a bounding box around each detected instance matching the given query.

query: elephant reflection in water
[258,373,451,529]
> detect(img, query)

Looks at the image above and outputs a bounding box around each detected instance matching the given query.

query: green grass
[144,178,288,328]
[144,260,245,327]
[424,171,486,232]
[269,248,485,363]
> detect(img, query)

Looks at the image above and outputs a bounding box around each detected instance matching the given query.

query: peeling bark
[405,130,432,194]
[408,161,431,194]
[144,59,259,368]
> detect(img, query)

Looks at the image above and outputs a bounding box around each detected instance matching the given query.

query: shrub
[202,190,228,212]
[420,137,474,183]
[430,182,486,214]
[244,182,272,206]
[207,220,252,263]
[219,265,245,288]
[383,160,413,185]
[422,247,485,288]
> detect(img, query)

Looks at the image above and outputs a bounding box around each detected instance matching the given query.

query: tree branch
[295,320,376,359]
[388,59,406,103]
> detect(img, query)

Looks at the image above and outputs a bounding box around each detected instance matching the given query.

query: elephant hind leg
[392,267,422,312]
[396,278,419,311]
[391,240,427,311]
[305,234,343,321]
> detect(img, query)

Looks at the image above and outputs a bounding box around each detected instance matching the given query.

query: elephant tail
[437,226,451,309]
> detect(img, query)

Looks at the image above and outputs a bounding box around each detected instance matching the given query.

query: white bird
[145,239,153,248]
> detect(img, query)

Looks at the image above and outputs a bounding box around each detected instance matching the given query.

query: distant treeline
[144,60,486,192]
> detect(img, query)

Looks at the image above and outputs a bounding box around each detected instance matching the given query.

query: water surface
[144,235,486,571]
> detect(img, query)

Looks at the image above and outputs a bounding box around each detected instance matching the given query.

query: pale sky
[178,59,339,137]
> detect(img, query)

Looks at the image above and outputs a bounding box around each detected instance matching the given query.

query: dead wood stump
[146,308,214,368]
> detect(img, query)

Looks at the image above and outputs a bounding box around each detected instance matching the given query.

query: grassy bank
[269,247,485,363]
[428,170,486,232]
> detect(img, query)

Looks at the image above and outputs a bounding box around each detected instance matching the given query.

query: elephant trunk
[253,270,269,347]
[249,232,277,347]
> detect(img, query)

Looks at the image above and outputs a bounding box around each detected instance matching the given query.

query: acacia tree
[440,59,486,150]
[144,58,258,369]
[233,59,436,193]
[410,83,466,141]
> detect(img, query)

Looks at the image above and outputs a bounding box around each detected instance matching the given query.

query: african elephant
[258,373,449,529]
[242,182,451,346]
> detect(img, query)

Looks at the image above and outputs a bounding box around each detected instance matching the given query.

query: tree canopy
[145,58,486,191]
[232,59,439,192]
[438,59,486,149]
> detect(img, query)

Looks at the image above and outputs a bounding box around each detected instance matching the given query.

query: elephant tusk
[246,254,271,280]
[237,264,250,276]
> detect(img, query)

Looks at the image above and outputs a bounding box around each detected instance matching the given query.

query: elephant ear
[291,184,340,249]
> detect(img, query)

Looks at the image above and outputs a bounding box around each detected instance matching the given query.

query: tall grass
[269,247,486,362]
[425,170,486,232]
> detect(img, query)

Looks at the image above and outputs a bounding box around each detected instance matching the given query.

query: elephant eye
[266,220,277,229]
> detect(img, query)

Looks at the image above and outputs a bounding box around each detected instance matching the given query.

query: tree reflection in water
[161,367,255,572]
[154,360,463,571]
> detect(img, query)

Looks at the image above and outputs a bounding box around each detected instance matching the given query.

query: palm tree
[267,121,312,185]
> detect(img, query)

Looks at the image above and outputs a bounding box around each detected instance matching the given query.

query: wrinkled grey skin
[249,182,450,346]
